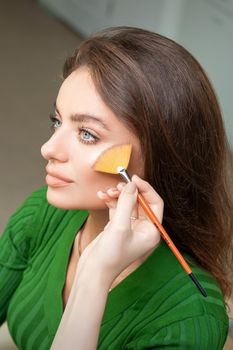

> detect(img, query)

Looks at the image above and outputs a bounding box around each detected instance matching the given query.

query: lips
[45,168,74,187]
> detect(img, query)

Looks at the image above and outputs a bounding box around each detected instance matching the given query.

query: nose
[41,131,69,162]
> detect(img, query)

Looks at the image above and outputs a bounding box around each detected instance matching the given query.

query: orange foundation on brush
[93,144,207,297]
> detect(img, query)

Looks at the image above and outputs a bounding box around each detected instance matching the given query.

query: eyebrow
[54,102,110,131]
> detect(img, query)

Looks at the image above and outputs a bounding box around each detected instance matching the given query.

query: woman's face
[41,67,144,210]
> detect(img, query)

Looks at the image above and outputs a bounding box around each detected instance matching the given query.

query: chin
[46,187,107,210]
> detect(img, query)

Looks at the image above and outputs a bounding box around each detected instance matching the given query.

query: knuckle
[146,224,160,247]
[142,180,152,190]
[154,191,163,203]
[159,197,164,207]
[147,232,160,248]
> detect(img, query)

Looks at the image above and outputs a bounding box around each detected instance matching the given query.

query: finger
[132,175,164,222]
[132,175,162,204]
[117,182,138,218]
[112,181,138,230]
[116,182,126,191]
[97,189,119,221]
[97,188,119,202]
[97,190,109,201]
[106,187,120,198]
[97,190,118,209]
[98,186,138,223]
[130,202,139,220]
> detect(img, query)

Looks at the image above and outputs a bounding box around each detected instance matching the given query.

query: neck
[81,209,109,242]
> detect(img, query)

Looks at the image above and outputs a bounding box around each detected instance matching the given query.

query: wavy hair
[63,26,233,298]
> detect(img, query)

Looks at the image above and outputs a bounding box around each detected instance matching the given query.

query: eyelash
[49,114,99,145]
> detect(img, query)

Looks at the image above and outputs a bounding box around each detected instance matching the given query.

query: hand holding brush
[93,143,207,297]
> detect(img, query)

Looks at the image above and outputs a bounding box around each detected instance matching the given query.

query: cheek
[75,165,120,209]
[46,142,144,210]
[74,144,144,190]
[81,168,120,193]
[73,151,119,188]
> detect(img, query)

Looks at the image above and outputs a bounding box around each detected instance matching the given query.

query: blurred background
[0,0,232,348]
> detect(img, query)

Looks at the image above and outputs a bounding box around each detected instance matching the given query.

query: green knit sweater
[0,186,229,349]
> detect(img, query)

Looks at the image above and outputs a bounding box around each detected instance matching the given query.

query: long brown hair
[63,26,233,298]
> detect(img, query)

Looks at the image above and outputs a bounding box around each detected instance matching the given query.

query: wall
[39,0,233,148]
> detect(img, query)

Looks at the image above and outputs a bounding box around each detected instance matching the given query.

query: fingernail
[97,190,104,198]
[117,182,126,190]
[110,188,118,192]
[125,181,136,193]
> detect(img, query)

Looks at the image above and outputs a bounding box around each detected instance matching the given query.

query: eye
[49,114,61,130]
[49,114,99,145]
[78,127,99,145]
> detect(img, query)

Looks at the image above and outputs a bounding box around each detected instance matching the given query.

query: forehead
[59,67,99,105]
[57,68,115,122]
[57,68,136,136]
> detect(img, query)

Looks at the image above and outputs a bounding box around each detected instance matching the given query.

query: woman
[0,26,232,349]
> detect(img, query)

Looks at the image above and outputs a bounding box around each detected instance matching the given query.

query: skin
[41,66,144,242]
[51,178,163,349]
[41,66,164,348]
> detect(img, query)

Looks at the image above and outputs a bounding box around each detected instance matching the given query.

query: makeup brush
[94,144,132,174]
[93,144,207,297]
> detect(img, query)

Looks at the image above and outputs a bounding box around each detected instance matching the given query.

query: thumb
[112,181,137,230]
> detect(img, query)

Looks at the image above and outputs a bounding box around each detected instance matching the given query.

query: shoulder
[3,185,86,253]
[126,312,228,349]
[0,185,49,263]
[2,185,48,235]
[126,249,229,348]
[138,242,228,329]
[11,184,82,231]
[19,185,87,252]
